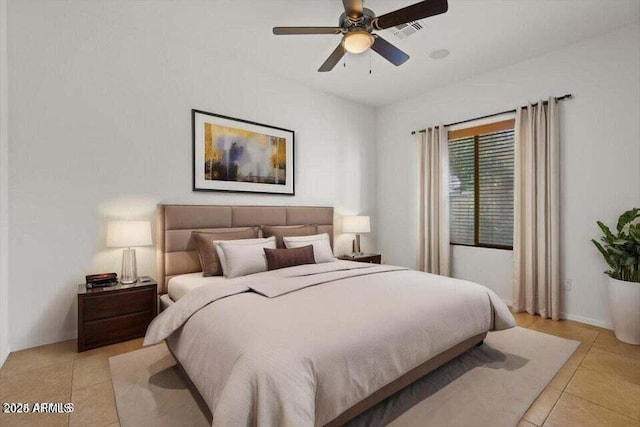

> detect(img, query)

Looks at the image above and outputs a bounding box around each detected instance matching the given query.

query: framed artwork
[192,109,295,195]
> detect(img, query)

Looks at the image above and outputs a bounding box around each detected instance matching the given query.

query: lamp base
[121,248,138,284]
[353,234,362,255]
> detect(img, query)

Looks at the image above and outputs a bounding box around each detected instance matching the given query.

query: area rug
[109,327,578,427]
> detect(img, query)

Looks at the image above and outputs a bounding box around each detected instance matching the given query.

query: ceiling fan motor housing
[339,8,376,32]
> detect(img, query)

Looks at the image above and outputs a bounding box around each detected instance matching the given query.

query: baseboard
[0,344,9,368]
[11,329,77,353]
[561,313,612,330]
[506,301,612,330]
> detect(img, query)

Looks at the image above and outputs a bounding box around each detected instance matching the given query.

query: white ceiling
[184,0,640,107]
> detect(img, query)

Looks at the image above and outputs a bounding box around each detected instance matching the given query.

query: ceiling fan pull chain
[369,50,372,74]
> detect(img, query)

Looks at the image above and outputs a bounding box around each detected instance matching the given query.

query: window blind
[478,129,514,247]
[448,121,514,249]
[448,136,475,245]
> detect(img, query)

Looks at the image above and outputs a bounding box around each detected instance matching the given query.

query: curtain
[513,97,560,319]
[417,126,450,275]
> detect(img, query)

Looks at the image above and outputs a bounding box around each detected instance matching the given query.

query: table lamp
[106,220,152,284]
[343,215,370,255]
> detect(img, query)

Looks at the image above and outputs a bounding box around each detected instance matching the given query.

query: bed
[166,273,227,302]
[146,204,515,427]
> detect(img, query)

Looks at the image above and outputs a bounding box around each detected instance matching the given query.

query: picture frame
[192,109,295,195]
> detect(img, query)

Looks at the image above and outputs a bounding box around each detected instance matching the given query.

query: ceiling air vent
[387,20,424,40]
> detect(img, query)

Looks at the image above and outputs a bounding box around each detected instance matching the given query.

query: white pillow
[283,233,335,263]
[214,236,276,278]
[214,237,266,274]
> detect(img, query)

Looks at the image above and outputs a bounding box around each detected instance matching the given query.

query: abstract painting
[192,110,294,194]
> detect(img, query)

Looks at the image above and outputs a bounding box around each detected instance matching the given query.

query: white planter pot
[608,277,640,345]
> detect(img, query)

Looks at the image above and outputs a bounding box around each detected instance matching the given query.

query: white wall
[376,25,640,328]
[7,1,376,350]
[0,0,10,365]
[6,3,639,352]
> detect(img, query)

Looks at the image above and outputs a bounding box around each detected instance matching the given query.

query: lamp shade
[106,220,152,248]
[343,216,371,233]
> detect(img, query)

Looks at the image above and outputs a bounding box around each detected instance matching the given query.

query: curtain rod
[411,94,573,135]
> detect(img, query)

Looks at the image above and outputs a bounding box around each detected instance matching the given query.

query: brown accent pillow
[264,245,316,271]
[192,228,258,276]
[261,225,318,249]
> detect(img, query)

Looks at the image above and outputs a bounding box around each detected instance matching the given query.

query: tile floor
[516,313,639,427]
[0,339,142,427]
[0,313,638,427]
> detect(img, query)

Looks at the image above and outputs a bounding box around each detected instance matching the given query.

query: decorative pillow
[261,225,319,249]
[264,245,316,271]
[214,236,267,275]
[283,233,335,263]
[192,228,259,276]
[215,236,277,278]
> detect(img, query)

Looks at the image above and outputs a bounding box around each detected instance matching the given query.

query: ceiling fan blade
[373,0,448,30]
[342,0,363,19]
[318,43,347,72]
[371,35,410,66]
[273,27,342,35]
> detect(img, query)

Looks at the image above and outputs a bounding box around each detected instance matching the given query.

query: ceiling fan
[273,0,448,72]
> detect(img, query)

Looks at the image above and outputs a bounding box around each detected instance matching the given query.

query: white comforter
[144,261,515,427]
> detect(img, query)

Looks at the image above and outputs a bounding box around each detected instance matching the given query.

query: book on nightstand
[85,272,118,288]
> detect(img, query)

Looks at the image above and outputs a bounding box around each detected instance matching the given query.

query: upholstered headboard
[156,204,334,292]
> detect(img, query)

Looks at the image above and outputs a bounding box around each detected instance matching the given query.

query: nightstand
[77,279,158,352]
[337,253,382,264]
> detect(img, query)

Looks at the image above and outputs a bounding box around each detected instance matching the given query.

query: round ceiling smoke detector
[429,49,450,60]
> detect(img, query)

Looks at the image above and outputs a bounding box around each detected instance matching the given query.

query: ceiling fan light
[342,31,374,54]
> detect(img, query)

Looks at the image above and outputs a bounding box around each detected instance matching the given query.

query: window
[448,119,515,249]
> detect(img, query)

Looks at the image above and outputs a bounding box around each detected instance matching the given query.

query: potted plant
[592,208,640,345]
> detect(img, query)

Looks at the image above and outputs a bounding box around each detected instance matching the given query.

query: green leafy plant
[591,208,640,283]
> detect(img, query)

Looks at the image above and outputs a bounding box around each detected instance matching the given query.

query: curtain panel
[417,126,450,275]
[513,97,561,319]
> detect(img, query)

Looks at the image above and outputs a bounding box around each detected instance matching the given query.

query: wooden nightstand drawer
[83,311,153,347]
[82,288,153,321]
[77,280,158,352]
